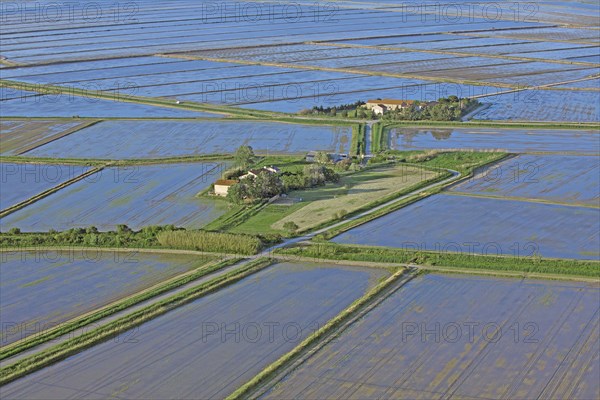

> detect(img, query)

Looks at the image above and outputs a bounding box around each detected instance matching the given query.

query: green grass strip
[277,243,600,278]
[0,258,273,385]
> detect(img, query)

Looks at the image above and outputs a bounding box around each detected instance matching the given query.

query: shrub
[283,221,299,233]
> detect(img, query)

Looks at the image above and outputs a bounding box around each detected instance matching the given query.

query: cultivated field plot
[2,262,389,399]
[0,162,89,210]
[263,273,600,400]
[390,127,600,155]
[0,119,88,155]
[472,89,600,122]
[0,250,212,345]
[25,120,353,159]
[0,89,215,118]
[332,194,600,260]
[0,162,230,232]
[450,155,600,206]
[1,54,504,113]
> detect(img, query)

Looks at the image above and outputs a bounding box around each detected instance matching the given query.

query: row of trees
[298,96,479,121]
[381,97,479,121]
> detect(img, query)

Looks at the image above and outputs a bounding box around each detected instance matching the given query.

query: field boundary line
[444,191,600,209]
[0,166,104,219]
[309,41,599,68]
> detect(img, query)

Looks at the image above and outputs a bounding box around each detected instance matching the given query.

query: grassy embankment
[350,123,366,156]
[0,257,239,361]
[0,227,274,255]
[0,258,274,385]
[276,243,600,278]
[227,267,415,399]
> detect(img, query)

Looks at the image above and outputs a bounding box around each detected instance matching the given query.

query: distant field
[389,127,600,154]
[26,120,353,159]
[263,273,600,400]
[0,120,85,155]
[0,162,230,232]
[0,162,89,210]
[1,262,388,399]
[0,250,213,345]
[450,155,600,206]
[332,194,600,260]
[2,1,598,120]
[0,89,217,118]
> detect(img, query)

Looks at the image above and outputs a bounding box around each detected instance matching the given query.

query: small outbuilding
[213,179,238,196]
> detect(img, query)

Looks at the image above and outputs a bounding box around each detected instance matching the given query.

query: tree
[252,172,284,198]
[227,182,250,204]
[303,164,327,186]
[234,145,255,169]
[315,151,331,164]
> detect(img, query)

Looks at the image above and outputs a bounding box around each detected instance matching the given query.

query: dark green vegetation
[0,257,240,361]
[0,258,274,386]
[225,155,341,204]
[350,124,366,155]
[0,225,170,248]
[299,100,366,117]
[278,243,600,278]
[0,226,276,255]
